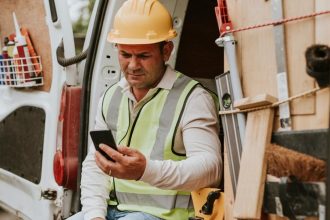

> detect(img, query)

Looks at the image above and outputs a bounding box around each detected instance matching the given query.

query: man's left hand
[95,144,146,180]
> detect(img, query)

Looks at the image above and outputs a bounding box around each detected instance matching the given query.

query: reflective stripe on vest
[150,74,192,160]
[102,72,199,219]
[116,191,192,210]
[105,86,122,141]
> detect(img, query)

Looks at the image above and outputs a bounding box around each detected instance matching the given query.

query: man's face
[117,42,173,89]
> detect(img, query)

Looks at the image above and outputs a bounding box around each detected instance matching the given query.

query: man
[69,0,222,219]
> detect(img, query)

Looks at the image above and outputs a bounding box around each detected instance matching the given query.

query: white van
[0,0,223,219]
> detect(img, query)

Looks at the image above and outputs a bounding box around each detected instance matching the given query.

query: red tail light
[53,150,64,185]
[53,85,81,190]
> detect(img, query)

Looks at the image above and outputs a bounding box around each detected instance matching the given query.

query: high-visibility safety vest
[102,72,203,220]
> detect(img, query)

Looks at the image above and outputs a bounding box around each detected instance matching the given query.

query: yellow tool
[191,188,225,220]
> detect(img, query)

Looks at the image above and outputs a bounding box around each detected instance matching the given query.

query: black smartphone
[90,130,117,161]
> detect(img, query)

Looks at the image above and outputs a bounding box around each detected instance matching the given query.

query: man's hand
[95,144,146,180]
[91,218,104,220]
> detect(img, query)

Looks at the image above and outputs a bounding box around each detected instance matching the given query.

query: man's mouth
[128,73,144,76]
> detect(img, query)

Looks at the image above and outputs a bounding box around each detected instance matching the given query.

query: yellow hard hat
[107,0,177,44]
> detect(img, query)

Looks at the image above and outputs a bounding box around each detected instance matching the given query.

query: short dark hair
[158,41,169,53]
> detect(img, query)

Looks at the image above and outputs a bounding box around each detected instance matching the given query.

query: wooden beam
[224,139,237,220]
[234,94,278,110]
[233,95,275,219]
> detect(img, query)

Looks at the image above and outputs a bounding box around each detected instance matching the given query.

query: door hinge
[41,189,57,200]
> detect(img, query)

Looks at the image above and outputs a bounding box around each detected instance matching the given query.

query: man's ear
[162,41,174,62]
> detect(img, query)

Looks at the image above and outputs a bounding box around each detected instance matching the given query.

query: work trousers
[66,205,163,220]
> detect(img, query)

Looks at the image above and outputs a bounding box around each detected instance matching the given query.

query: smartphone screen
[90,130,117,161]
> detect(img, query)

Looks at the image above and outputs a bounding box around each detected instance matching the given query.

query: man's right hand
[95,145,146,180]
[92,218,104,220]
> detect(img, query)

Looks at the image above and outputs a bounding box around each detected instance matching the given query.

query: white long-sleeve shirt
[81,66,222,220]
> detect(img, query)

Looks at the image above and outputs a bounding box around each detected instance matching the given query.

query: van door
[0,0,77,219]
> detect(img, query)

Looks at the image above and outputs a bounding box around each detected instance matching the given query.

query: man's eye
[121,53,131,58]
[137,55,150,59]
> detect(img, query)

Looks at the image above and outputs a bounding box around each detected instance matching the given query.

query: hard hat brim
[107,32,177,45]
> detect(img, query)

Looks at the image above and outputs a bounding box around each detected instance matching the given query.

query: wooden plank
[234,94,278,110]
[316,0,330,44]
[274,0,330,130]
[233,97,275,219]
[224,139,237,220]
[289,0,330,130]
[283,0,315,116]
[305,0,330,130]
[274,87,329,130]
[238,0,278,102]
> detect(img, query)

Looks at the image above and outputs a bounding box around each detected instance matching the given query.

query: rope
[220,10,330,37]
[219,87,327,115]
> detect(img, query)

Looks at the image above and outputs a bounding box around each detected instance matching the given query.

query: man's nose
[128,56,140,70]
